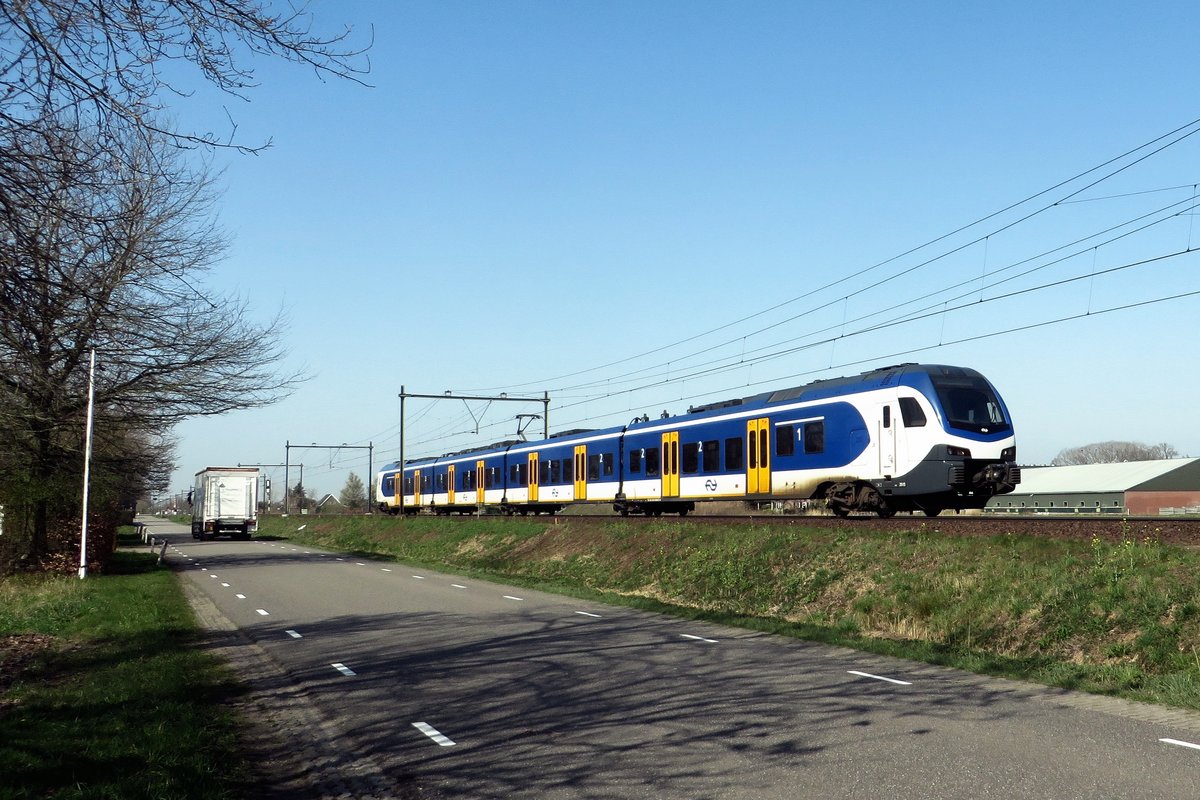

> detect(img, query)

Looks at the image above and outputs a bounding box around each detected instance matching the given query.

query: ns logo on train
[376,363,1020,518]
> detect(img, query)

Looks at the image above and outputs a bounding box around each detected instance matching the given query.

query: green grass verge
[0,531,253,800]
[263,514,1200,710]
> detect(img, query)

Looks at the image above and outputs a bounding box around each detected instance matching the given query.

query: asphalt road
[143,516,1200,799]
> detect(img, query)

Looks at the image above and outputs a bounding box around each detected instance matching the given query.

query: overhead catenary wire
[461,116,1200,395]
[503,191,1198,401]
[388,117,1200,462]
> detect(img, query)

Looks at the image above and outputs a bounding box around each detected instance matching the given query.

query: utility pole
[78,348,96,579]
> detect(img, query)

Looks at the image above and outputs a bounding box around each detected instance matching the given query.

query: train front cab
[377,464,402,515]
[870,367,1020,515]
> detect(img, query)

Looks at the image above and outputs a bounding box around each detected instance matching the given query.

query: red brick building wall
[1125,491,1200,516]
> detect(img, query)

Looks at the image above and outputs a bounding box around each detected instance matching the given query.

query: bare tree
[0,0,370,153]
[0,2,368,568]
[0,119,302,561]
[1051,441,1180,466]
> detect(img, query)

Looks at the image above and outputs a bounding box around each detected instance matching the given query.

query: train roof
[686,363,974,417]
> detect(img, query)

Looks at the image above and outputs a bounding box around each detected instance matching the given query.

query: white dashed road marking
[451,584,466,589]
[412,722,456,747]
[285,630,303,639]
[256,609,270,616]
[332,663,357,677]
[1161,738,1200,751]
[575,611,602,618]
[235,593,246,599]
[681,633,718,643]
[848,670,912,686]
[503,595,524,601]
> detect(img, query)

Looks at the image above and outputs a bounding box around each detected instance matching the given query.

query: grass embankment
[263,514,1200,710]
[0,532,251,800]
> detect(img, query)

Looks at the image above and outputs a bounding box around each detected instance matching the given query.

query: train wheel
[923,507,943,517]
[876,507,896,519]
[830,505,850,518]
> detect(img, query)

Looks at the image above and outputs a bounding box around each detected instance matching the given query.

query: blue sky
[165,1,1200,501]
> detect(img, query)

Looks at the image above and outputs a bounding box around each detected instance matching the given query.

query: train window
[548,460,559,483]
[930,374,1010,433]
[883,406,891,428]
[563,458,573,483]
[725,437,743,470]
[384,476,394,494]
[588,454,601,481]
[404,476,413,494]
[603,453,614,477]
[682,443,700,474]
[422,474,431,491]
[645,447,661,477]
[776,425,795,457]
[629,449,642,474]
[703,440,720,472]
[540,460,550,484]
[518,463,528,486]
[510,465,518,484]
[899,397,927,427]
[803,420,825,454]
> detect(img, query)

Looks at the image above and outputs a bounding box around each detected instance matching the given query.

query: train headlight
[947,446,971,458]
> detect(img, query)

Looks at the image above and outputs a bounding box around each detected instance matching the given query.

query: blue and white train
[375,363,1020,518]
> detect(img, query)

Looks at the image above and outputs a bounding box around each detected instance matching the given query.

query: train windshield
[929,373,1010,434]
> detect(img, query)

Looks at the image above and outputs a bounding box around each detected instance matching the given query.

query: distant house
[315,494,346,513]
[986,458,1200,515]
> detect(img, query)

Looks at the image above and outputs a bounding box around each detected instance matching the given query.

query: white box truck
[190,467,260,540]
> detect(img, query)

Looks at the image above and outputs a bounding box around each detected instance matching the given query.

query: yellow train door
[447,465,456,504]
[661,431,680,498]
[476,460,485,505]
[528,452,539,503]
[412,469,422,506]
[747,418,771,495]
[574,444,587,501]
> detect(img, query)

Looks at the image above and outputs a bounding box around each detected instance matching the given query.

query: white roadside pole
[78,349,96,579]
